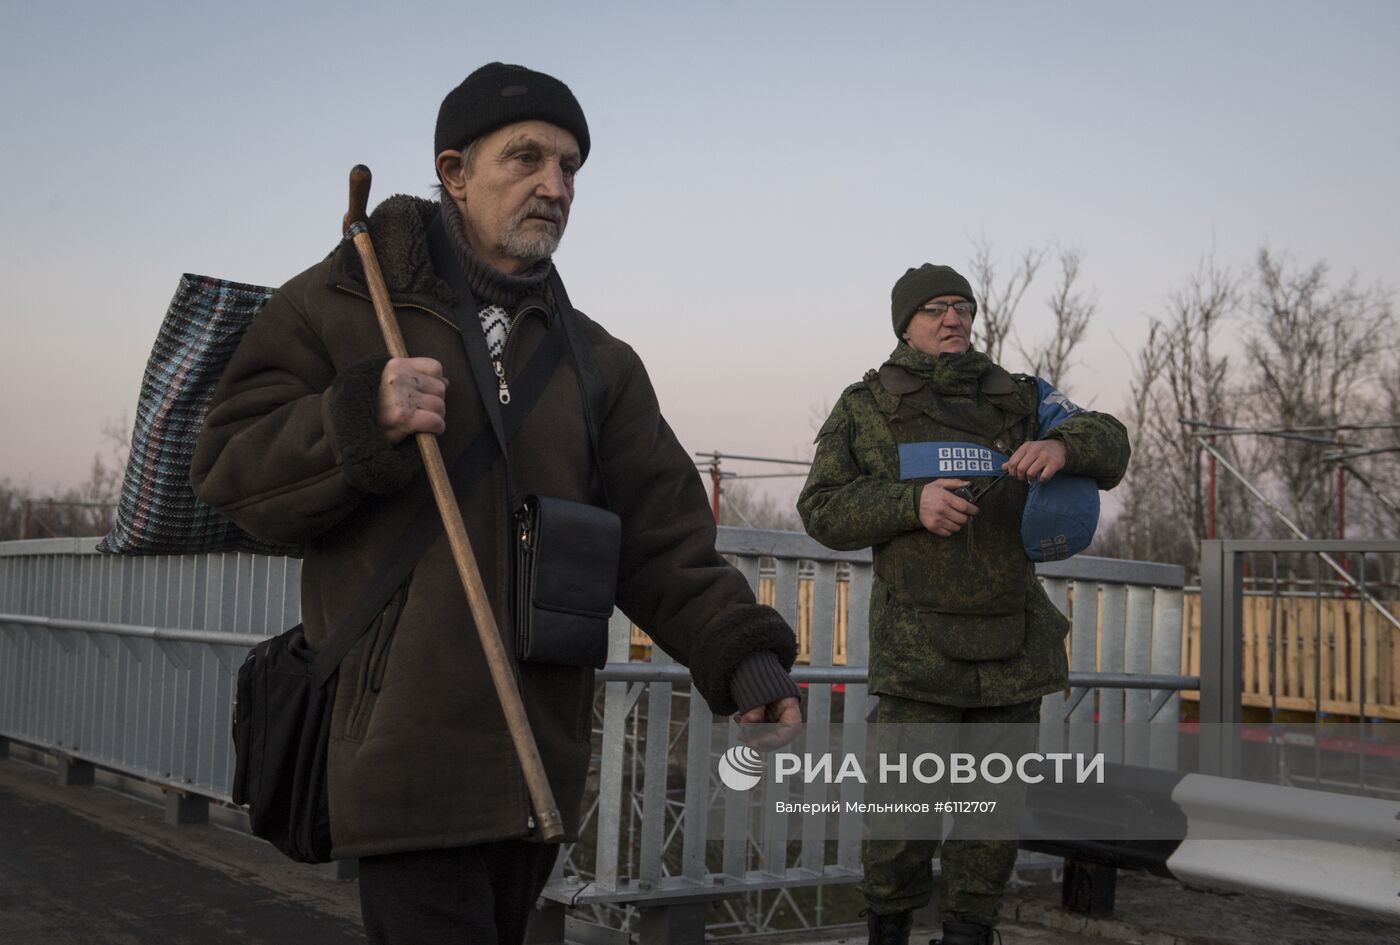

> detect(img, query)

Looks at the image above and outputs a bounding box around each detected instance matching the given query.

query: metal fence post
[593,611,635,893]
[1149,587,1185,770]
[637,903,706,945]
[164,790,210,826]
[1198,540,1242,777]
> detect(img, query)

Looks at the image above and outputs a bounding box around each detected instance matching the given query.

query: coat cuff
[326,355,422,494]
[910,481,928,527]
[688,604,797,716]
[730,650,801,714]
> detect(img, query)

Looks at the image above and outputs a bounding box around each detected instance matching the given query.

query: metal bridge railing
[1197,538,1400,786]
[1,529,1192,941]
[0,537,300,798]
[532,529,1193,940]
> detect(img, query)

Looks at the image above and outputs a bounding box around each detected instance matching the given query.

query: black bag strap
[309,282,568,688]
[426,212,613,511]
[547,268,613,511]
[426,211,533,514]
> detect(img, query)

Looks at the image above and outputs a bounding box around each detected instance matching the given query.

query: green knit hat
[891,264,977,337]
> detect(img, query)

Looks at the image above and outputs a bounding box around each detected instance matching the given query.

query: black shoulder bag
[427,216,620,671]
[230,284,571,863]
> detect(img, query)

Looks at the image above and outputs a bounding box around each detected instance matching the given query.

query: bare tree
[1016,246,1095,386]
[0,479,26,541]
[1098,323,1174,562]
[718,479,803,531]
[967,237,1045,365]
[1372,354,1400,530]
[1097,254,1242,572]
[3,460,120,540]
[1095,248,1397,573]
[1242,249,1394,540]
[101,411,132,480]
[1157,255,1240,556]
[0,414,130,541]
[1345,356,1400,585]
[808,400,833,439]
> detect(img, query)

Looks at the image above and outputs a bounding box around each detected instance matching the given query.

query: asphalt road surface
[3,752,1397,945]
[0,757,363,944]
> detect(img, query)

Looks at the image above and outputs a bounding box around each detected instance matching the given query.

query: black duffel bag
[231,624,334,862]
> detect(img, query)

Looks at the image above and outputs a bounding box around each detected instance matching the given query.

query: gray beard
[498,201,565,261]
[499,227,561,261]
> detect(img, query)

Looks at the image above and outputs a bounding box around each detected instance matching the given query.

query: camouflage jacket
[798,344,1130,707]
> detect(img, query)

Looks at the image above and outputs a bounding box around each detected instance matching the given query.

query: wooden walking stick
[342,165,565,842]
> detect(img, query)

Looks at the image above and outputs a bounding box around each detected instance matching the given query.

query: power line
[692,451,811,467]
[693,451,813,523]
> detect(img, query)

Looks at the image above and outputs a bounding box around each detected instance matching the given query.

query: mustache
[513,200,564,226]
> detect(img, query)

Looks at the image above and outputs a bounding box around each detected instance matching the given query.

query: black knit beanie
[434,63,590,170]
[891,264,977,337]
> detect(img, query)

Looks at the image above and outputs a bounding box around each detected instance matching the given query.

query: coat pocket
[344,576,411,741]
[922,608,1026,662]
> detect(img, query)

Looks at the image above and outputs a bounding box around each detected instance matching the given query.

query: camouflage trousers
[862,694,1041,927]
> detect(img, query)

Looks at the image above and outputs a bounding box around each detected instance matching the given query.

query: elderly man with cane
[799,264,1129,945]
[192,63,801,944]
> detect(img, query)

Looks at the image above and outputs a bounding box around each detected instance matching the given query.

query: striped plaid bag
[98,274,299,556]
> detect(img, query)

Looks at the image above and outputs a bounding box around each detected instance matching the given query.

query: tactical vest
[865,361,1038,661]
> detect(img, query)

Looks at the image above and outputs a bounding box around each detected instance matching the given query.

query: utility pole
[1207,454,1217,540]
[707,454,722,523]
[692,451,811,526]
[1337,435,1349,591]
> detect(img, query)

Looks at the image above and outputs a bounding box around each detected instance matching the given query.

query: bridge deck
[2,754,1394,945]
[0,755,363,944]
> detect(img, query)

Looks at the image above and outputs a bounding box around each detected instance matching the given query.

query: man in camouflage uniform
[797,264,1129,945]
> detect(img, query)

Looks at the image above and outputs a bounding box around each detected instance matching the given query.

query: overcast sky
[3,0,1396,512]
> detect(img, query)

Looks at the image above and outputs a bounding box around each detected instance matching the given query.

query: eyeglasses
[918,300,976,318]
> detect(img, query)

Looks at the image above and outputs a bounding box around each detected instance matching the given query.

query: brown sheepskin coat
[192,196,794,858]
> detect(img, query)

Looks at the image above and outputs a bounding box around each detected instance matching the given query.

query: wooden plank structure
[1180,592,1400,720]
[632,575,1400,720]
[631,569,852,663]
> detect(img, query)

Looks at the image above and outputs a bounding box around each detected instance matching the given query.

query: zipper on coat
[493,359,511,404]
[492,308,530,404]
[501,472,532,836]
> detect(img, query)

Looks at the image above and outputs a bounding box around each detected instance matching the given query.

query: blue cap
[1023,474,1100,562]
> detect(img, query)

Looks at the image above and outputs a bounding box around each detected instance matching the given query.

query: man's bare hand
[378,357,448,444]
[918,479,978,536]
[735,695,803,751]
[1003,439,1067,483]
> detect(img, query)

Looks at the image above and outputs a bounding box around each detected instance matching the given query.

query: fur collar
[327,195,455,308]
